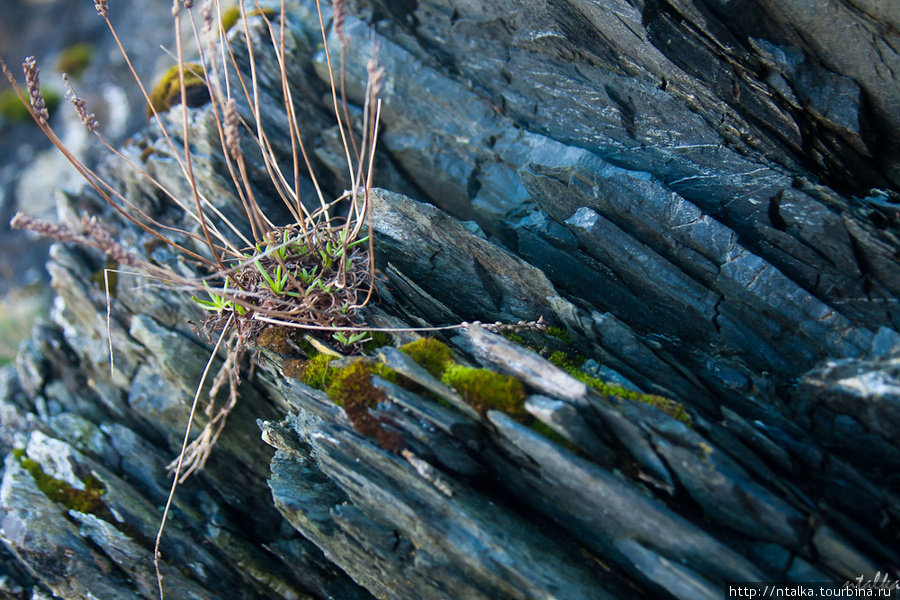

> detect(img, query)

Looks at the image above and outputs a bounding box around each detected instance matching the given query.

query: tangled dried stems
[2,1,555,596]
[3,0,386,596]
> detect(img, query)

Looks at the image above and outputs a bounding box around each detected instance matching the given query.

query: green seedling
[297,265,318,285]
[191,278,246,314]
[332,331,370,346]
[255,260,289,295]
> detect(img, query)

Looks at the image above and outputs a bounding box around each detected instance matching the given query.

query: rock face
[1,1,899,599]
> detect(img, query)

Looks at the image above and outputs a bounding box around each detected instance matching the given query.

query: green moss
[56,43,94,78]
[294,336,318,357]
[590,376,690,424]
[146,63,209,118]
[363,331,393,353]
[441,364,527,420]
[287,353,336,390]
[546,326,571,344]
[400,338,454,379]
[500,331,526,346]
[327,361,397,407]
[324,360,404,452]
[0,88,60,123]
[13,449,106,514]
[221,6,277,33]
[552,356,693,426]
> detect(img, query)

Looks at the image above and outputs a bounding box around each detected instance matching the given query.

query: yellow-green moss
[548,351,692,426]
[324,360,405,452]
[56,43,94,78]
[363,331,393,353]
[327,361,397,408]
[500,331,527,346]
[146,63,208,118]
[0,88,60,123]
[400,338,455,378]
[221,6,277,33]
[441,364,527,420]
[12,448,106,514]
[287,353,336,390]
[546,326,571,344]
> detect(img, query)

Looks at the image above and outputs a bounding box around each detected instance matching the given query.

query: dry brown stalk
[5,4,403,598]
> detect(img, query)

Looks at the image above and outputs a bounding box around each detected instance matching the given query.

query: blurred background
[0,0,218,365]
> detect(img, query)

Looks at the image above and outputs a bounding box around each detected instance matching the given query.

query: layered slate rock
[1,0,899,599]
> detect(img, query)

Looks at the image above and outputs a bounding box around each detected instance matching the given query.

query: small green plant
[191,278,247,315]
[333,331,370,346]
[254,261,291,296]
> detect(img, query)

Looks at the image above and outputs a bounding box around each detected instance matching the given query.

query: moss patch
[12,448,106,514]
[441,364,527,420]
[56,43,94,78]
[0,88,60,124]
[547,351,692,426]
[327,361,397,407]
[326,360,404,452]
[146,63,209,118]
[546,326,571,345]
[400,338,455,379]
[363,331,393,353]
[221,6,277,33]
[285,353,336,390]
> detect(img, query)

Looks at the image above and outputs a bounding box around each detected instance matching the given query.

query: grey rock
[2,0,899,598]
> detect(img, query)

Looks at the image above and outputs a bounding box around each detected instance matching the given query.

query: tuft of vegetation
[146,63,209,117]
[400,338,455,378]
[441,364,527,420]
[56,43,94,78]
[12,448,107,514]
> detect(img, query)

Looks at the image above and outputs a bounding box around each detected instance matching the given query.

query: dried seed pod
[22,56,49,125]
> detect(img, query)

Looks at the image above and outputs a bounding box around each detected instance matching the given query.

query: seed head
[63,74,98,132]
[94,0,108,18]
[366,55,384,100]
[224,99,242,160]
[332,0,346,44]
[22,57,49,125]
